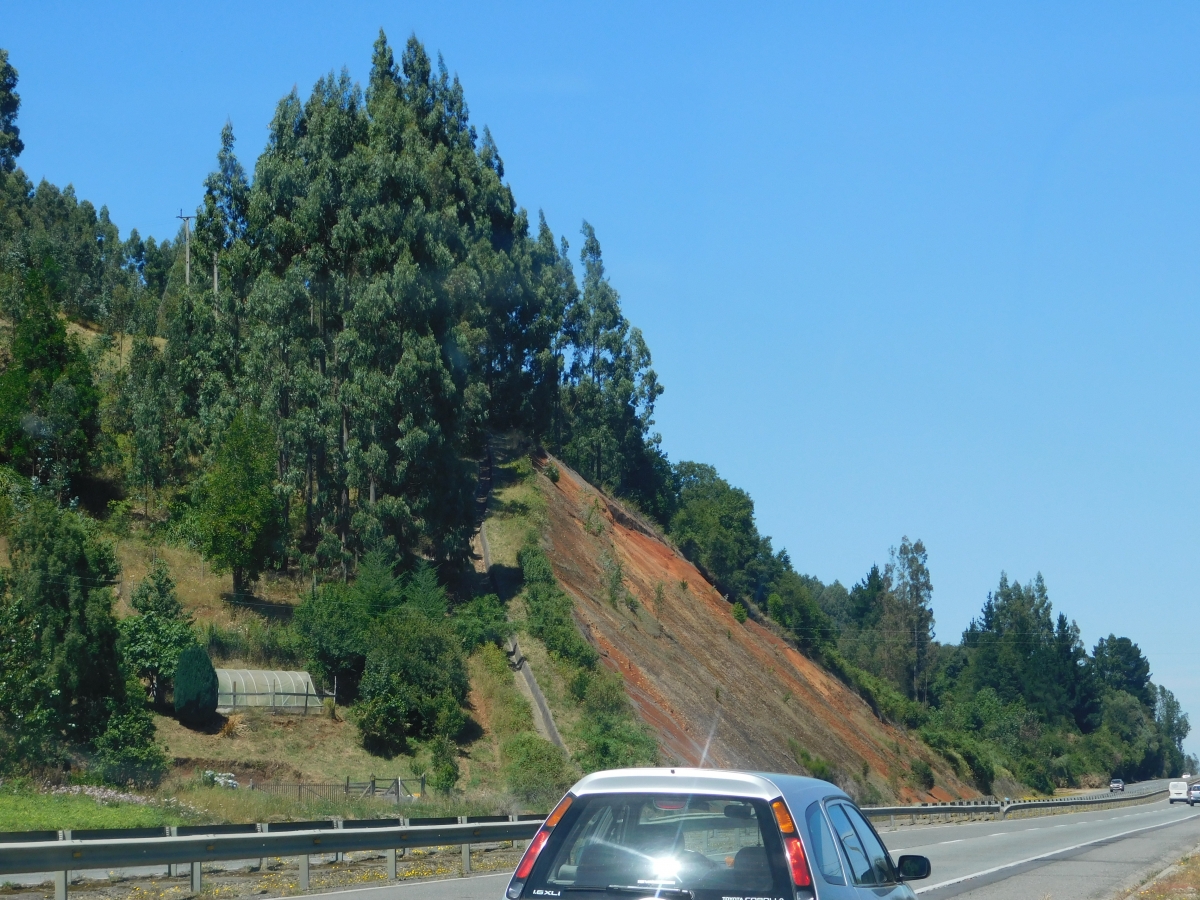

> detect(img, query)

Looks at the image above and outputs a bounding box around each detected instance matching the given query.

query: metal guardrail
[0,816,546,900]
[862,783,1170,827]
[0,780,1180,898]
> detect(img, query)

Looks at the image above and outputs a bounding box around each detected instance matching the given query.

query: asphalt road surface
[293,798,1200,900]
[900,800,1200,898]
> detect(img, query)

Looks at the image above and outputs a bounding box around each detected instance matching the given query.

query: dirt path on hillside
[473,446,565,751]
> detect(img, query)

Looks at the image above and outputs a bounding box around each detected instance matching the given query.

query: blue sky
[7,2,1200,750]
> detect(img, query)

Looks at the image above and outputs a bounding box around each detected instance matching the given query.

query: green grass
[0,784,189,832]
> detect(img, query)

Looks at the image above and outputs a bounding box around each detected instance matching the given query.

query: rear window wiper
[562,887,694,898]
[606,886,694,899]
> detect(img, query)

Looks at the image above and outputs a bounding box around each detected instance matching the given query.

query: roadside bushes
[503,732,573,804]
[920,728,995,795]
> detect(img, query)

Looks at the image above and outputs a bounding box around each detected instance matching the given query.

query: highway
[904,798,1200,898]
[296,795,1200,900]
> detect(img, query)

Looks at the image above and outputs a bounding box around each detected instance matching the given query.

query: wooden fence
[247,776,426,804]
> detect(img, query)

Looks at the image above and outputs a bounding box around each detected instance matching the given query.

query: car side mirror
[897,855,931,881]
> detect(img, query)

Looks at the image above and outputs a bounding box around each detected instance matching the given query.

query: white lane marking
[914,811,1200,894]
[302,870,510,900]
[940,839,963,845]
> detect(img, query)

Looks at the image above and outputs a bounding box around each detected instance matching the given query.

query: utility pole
[176,210,193,285]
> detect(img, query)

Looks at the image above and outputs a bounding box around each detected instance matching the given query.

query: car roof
[568,767,851,808]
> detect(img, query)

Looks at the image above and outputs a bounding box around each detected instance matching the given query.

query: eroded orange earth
[535,456,974,803]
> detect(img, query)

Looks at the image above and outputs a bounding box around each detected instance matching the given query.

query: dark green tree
[353,606,468,752]
[0,49,23,173]
[880,537,935,701]
[195,409,280,597]
[557,223,665,511]
[119,561,196,706]
[0,270,99,497]
[668,462,780,602]
[0,500,123,752]
[174,645,218,724]
[1092,635,1154,709]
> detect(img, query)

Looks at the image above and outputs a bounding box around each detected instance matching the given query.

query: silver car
[505,767,931,899]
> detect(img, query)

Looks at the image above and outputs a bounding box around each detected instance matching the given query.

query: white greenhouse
[215,669,319,713]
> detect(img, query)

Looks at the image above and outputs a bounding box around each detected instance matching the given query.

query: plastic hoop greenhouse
[215,669,319,713]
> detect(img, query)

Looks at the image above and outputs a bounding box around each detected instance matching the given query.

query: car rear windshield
[523,792,792,899]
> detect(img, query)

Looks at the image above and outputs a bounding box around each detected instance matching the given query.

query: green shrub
[787,738,834,782]
[428,736,460,794]
[174,646,218,724]
[545,462,560,484]
[353,608,468,751]
[575,715,657,773]
[731,602,748,624]
[95,709,169,787]
[920,728,995,794]
[502,732,573,805]
[353,687,412,757]
[519,539,598,669]
[911,759,935,790]
[454,594,512,652]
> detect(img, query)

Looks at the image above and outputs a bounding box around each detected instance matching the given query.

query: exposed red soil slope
[535,456,974,803]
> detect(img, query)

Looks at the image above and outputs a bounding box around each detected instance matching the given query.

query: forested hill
[0,37,1191,796]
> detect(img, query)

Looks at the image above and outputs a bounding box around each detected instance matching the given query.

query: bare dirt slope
[533,454,974,803]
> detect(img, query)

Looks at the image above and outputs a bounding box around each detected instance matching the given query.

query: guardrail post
[459,817,471,875]
[57,829,70,900]
[299,852,309,891]
[190,859,202,893]
[168,826,178,877]
[889,814,895,831]
[387,848,398,880]
[256,823,266,871]
[335,819,343,863]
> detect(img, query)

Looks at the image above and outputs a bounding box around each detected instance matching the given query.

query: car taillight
[507,794,574,899]
[771,798,812,888]
[514,828,550,880]
[783,835,813,888]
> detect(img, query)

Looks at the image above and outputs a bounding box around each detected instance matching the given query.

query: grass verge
[0,782,190,832]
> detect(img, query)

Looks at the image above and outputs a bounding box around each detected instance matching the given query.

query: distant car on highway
[505,767,931,899]
[1189,784,1200,807]
[1169,781,1188,803]
[1110,778,1125,792]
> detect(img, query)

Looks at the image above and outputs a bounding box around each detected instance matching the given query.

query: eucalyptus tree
[219,32,561,569]
[556,222,664,504]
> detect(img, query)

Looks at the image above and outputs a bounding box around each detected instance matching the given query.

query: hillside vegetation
[0,35,1191,822]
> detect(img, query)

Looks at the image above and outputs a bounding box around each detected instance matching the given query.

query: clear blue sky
[7,2,1199,751]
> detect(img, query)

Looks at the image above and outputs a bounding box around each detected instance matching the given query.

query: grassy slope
[0,784,189,832]
[93,455,543,821]
[479,439,588,754]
